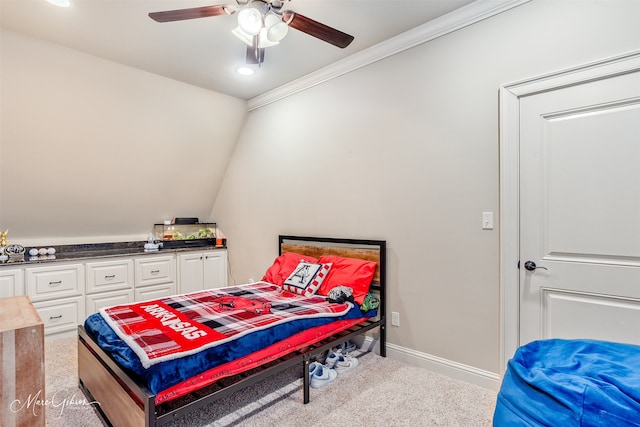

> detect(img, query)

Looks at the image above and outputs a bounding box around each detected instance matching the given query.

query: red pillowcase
[316,255,377,305]
[262,252,319,287]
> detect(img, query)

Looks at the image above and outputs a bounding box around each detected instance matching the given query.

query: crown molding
[247,0,531,111]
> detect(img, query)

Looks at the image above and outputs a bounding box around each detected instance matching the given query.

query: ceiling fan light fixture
[237,8,262,36]
[258,28,279,48]
[232,26,254,46]
[264,14,288,43]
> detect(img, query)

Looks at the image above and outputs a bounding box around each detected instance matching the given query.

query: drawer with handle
[26,264,84,302]
[86,288,134,316]
[34,296,84,336]
[86,259,134,294]
[135,255,175,287]
[134,281,176,301]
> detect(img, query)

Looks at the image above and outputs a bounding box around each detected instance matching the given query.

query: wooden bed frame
[78,235,387,427]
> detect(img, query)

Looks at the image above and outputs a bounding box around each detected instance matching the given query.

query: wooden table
[0,295,45,427]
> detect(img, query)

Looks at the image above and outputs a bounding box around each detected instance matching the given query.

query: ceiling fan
[148,0,354,65]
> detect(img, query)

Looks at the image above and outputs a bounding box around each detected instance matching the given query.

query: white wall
[0,30,247,246]
[211,0,640,375]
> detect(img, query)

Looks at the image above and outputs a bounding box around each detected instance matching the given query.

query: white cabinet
[178,252,204,293]
[134,255,176,301]
[34,296,84,336]
[178,250,227,293]
[203,250,227,289]
[0,268,24,298]
[135,282,175,301]
[135,255,175,287]
[25,263,85,337]
[86,289,134,315]
[5,247,221,335]
[86,258,134,294]
[85,258,135,316]
[26,263,84,302]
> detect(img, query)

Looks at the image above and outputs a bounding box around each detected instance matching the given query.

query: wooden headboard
[279,235,386,287]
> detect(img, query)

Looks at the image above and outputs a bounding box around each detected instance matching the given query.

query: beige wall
[211,0,640,374]
[0,30,246,246]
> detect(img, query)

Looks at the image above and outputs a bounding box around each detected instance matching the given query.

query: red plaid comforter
[100,282,352,368]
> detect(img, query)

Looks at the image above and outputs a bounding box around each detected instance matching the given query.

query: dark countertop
[0,241,226,267]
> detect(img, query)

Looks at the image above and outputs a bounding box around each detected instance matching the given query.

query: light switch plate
[482,212,494,229]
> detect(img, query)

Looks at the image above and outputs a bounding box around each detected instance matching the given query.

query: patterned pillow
[262,252,319,286]
[283,262,332,297]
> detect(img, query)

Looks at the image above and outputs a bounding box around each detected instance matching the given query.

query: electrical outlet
[391,311,400,327]
[248,278,255,283]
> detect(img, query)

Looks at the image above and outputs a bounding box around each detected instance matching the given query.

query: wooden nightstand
[0,295,45,427]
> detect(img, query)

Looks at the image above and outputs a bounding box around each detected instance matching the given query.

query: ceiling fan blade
[149,5,234,23]
[282,11,354,49]
[246,44,265,65]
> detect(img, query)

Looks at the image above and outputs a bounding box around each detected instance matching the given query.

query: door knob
[524,261,547,271]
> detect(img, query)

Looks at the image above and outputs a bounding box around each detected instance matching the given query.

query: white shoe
[310,365,337,388]
[309,361,322,381]
[325,349,342,369]
[334,353,359,374]
[334,340,357,354]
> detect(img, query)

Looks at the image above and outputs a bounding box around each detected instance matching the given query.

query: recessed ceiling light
[47,0,72,7]
[236,67,255,76]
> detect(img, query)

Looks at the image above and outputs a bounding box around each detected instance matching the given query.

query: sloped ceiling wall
[0,30,247,245]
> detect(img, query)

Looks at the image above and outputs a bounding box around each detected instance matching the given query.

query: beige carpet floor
[43,337,497,426]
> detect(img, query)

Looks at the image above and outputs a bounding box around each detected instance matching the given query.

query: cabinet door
[178,253,204,294]
[203,250,228,289]
[0,268,24,297]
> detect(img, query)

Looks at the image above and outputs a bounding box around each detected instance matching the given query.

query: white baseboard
[358,336,501,392]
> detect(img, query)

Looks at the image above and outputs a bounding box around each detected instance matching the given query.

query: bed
[78,235,387,427]
[493,339,640,426]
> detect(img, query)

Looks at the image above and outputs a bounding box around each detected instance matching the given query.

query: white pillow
[283,261,332,297]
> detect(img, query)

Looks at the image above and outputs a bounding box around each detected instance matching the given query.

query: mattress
[493,339,640,426]
[84,282,374,397]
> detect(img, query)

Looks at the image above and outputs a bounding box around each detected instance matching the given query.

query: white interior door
[518,70,640,346]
